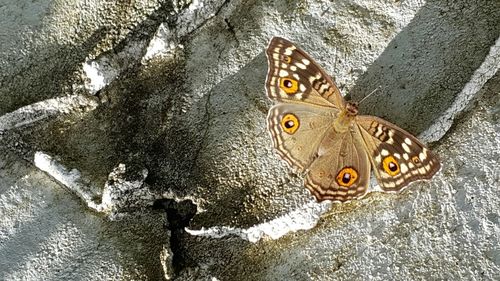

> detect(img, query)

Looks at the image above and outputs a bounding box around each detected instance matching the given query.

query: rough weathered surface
[0,0,499,280]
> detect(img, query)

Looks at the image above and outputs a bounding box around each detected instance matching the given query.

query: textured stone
[0,0,498,280]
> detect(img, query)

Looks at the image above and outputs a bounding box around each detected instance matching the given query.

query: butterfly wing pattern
[265,37,441,202]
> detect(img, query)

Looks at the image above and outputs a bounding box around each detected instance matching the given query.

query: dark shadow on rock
[102,211,169,280]
[349,0,500,136]
[10,3,183,187]
[153,198,197,275]
[147,51,310,229]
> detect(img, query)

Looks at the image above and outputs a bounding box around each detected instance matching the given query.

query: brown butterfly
[265,37,441,202]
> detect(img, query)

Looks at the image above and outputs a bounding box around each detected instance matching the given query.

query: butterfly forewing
[356,116,441,192]
[265,37,345,108]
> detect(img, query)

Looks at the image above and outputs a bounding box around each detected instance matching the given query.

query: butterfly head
[345,101,359,117]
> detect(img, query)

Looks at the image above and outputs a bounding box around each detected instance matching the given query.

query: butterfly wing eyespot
[279,78,299,95]
[336,167,358,187]
[280,113,300,134]
[267,103,340,172]
[281,54,292,63]
[411,156,421,164]
[382,156,400,176]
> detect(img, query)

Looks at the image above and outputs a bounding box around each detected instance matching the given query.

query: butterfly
[265,37,441,202]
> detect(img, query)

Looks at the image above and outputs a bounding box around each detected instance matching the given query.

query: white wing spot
[403,153,409,160]
[279,69,289,77]
[394,153,401,159]
[295,62,306,69]
[299,84,306,92]
[400,163,408,173]
[375,126,383,138]
[384,182,396,188]
[402,143,411,153]
[424,164,431,172]
[319,83,329,93]
[302,59,310,65]
[284,47,295,55]
[293,73,300,80]
[375,155,382,163]
[405,138,412,145]
[381,149,389,156]
[419,152,426,161]
[290,65,297,71]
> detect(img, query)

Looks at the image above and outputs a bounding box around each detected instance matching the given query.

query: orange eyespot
[280,113,300,134]
[336,167,358,187]
[281,54,292,63]
[279,78,299,95]
[411,156,421,164]
[382,156,400,176]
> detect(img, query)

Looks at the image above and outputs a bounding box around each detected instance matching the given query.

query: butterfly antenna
[359,86,383,105]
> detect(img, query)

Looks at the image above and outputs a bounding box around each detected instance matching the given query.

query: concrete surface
[0,0,499,280]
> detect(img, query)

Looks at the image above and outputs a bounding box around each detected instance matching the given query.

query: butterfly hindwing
[304,125,371,202]
[265,37,345,108]
[356,116,441,192]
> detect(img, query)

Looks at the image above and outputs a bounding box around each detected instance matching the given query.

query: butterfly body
[265,37,441,202]
[332,101,359,133]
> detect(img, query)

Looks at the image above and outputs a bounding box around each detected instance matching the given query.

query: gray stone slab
[0,0,498,280]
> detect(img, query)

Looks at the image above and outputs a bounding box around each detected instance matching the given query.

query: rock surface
[0,0,499,280]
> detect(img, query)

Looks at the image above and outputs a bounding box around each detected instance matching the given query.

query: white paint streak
[83,58,121,94]
[143,23,183,62]
[34,152,103,212]
[0,95,98,131]
[186,201,332,243]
